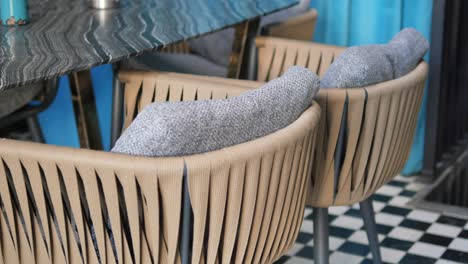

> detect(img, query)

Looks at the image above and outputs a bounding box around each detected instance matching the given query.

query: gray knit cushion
[112,66,319,157]
[321,45,393,88]
[383,28,429,78]
[321,28,429,88]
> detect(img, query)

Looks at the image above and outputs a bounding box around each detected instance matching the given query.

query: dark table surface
[0,0,298,91]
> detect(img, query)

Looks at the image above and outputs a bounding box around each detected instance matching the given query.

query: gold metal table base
[69,70,103,150]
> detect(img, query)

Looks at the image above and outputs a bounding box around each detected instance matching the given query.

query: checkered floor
[276,175,468,264]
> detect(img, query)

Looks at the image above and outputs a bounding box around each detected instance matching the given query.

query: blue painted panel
[38,76,80,148]
[38,64,113,150]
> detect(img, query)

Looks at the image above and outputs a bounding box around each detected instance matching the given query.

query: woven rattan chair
[0,73,321,264]
[254,36,428,263]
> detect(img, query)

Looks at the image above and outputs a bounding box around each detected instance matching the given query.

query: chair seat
[0,83,43,119]
[124,52,228,77]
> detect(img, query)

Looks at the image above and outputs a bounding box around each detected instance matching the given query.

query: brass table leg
[227,17,261,80]
[69,70,103,150]
[111,62,124,148]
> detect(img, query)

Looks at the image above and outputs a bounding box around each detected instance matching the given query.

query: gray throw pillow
[383,28,429,78]
[112,66,320,157]
[321,28,429,88]
[321,45,393,88]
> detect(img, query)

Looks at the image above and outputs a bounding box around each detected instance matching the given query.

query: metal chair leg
[313,207,329,264]
[359,198,382,264]
[26,116,44,143]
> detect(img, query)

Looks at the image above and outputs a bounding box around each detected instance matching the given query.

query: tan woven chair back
[267,9,318,41]
[119,71,258,131]
[255,36,428,207]
[0,74,321,263]
[255,36,345,82]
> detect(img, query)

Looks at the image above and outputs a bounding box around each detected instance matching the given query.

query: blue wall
[38,64,114,151]
[311,0,432,175]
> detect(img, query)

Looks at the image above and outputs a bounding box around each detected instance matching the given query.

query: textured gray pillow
[320,45,393,88]
[321,28,429,88]
[112,66,319,157]
[383,28,429,78]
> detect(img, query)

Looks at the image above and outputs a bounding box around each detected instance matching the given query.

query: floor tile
[437,215,467,227]
[388,227,424,242]
[380,205,412,216]
[330,226,355,239]
[372,193,393,203]
[435,259,463,264]
[375,212,404,226]
[399,190,417,197]
[420,233,453,247]
[329,237,346,251]
[376,185,403,196]
[348,230,383,245]
[409,242,446,259]
[329,206,351,215]
[300,219,313,233]
[407,209,441,223]
[283,256,311,264]
[388,196,411,206]
[275,255,291,264]
[381,237,414,251]
[427,223,462,238]
[373,223,394,235]
[441,249,468,263]
[448,238,468,253]
[400,253,437,264]
[331,215,364,230]
[459,230,468,239]
[386,180,408,188]
[338,241,370,256]
[330,251,364,264]
[344,208,361,218]
[295,246,314,259]
[286,243,306,256]
[379,247,406,263]
[399,218,432,231]
[296,232,314,244]
[405,182,427,191]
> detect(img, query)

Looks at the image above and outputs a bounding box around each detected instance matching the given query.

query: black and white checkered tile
[276,175,468,264]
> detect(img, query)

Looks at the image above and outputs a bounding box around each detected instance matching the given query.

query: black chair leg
[313,207,329,264]
[359,198,382,264]
[26,116,44,143]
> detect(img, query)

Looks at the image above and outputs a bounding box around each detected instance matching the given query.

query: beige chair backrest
[119,71,260,130]
[255,37,344,82]
[255,36,428,207]
[266,9,318,41]
[0,74,321,263]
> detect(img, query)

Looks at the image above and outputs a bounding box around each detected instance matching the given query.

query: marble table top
[0,0,297,90]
